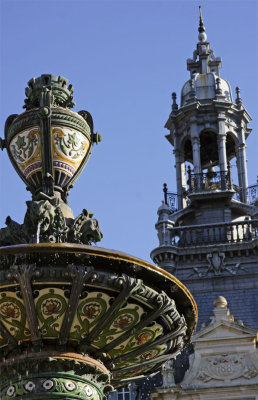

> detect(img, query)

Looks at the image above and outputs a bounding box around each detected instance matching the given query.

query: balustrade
[170,219,258,247]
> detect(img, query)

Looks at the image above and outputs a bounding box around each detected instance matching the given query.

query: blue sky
[0,0,257,261]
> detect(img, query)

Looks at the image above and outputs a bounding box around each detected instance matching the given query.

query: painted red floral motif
[113,313,134,329]
[42,299,62,315]
[136,331,153,345]
[140,349,158,361]
[83,302,101,319]
[0,302,20,318]
[140,352,153,360]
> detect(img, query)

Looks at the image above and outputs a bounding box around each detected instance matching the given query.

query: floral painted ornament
[6,386,16,397]
[64,381,76,391]
[83,302,102,319]
[84,385,93,396]
[0,302,20,318]
[42,298,62,315]
[42,379,54,390]
[24,381,36,391]
[113,313,135,329]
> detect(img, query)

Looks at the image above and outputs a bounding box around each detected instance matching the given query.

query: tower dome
[181,72,232,106]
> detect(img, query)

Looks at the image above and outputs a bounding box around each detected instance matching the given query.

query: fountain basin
[0,244,197,398]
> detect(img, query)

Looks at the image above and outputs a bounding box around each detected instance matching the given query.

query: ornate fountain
[0,75,197,400]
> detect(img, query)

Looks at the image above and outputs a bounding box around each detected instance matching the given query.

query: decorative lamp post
[0,75,197,400]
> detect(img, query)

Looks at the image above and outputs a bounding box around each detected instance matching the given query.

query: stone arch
[199,129,219,169]
[181,135,193,164]
[226,131,238,161]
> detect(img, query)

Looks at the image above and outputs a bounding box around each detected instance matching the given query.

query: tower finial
[199,6,204,32]
[171,92,178,112]
[198,6,207,42]
[235,86,242,106]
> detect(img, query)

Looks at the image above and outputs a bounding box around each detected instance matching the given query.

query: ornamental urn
[0,75,197,400]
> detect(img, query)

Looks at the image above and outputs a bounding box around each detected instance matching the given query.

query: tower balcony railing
[187,170,232,194]
[170,219,258,247]
[232,182,258,204]
[163,183,178,212]
[248,180,258,205]
[162,178,257,213]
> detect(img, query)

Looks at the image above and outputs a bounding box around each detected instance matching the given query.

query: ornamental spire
[186,6,222,76]
[198,5,207,42]
[198,5,204,32]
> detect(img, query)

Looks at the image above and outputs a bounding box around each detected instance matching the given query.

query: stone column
[190,120,201,174]
[217,113,227,170]
[174,149,187,210]
[217,113,228,190]
[217,134,227,172]
[188,119,201,193]
[217,134,227,190]
[191,136,201,192]
[236,142,248,203]
[236,151,242,200]
[191,137,201,173]
[235,123,249,203]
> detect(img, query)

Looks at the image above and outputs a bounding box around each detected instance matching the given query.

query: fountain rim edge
[0,243,198,329]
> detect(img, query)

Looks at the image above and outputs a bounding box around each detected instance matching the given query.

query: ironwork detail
[248,180,258,204]
[163,183,178,212]
[187,170,232,193]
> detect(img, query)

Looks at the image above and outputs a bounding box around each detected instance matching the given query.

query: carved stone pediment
[193,320,257,342]
[181,296,258,388]
[152,296,258,399]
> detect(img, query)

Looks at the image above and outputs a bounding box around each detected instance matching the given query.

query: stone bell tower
[150,7,258,395]
[167,8,251,211]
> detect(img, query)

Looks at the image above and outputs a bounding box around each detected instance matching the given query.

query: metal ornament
[0,75,197,399]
